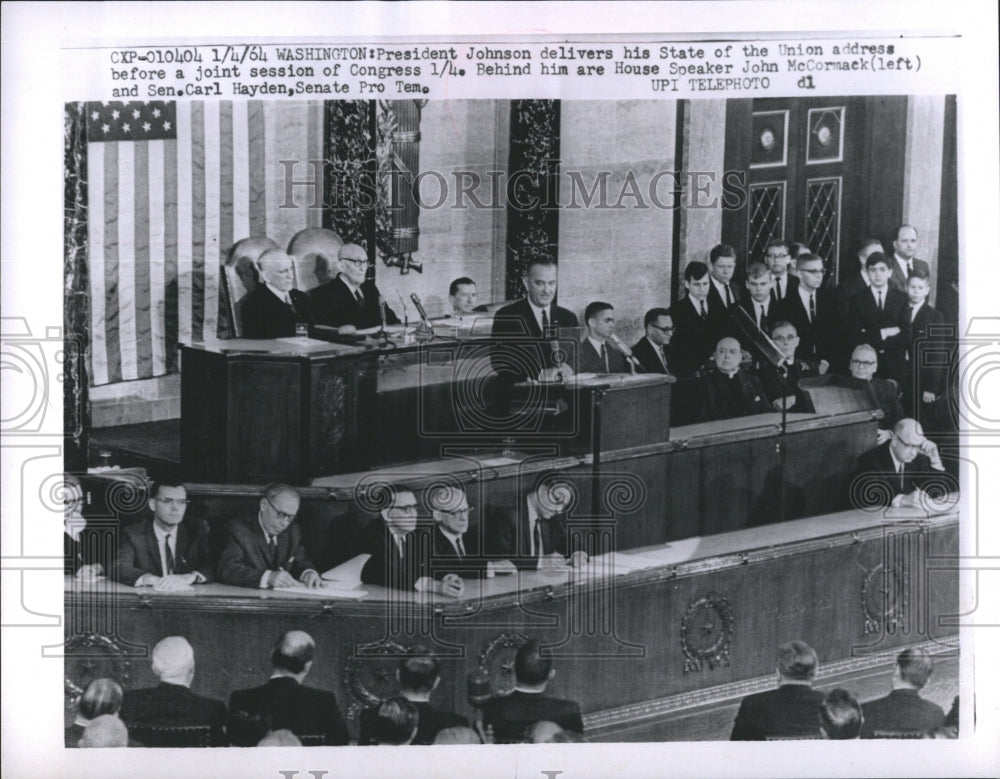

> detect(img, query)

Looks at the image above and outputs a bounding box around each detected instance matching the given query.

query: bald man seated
[853,418,947,508]
[309,243,400,332]
[240,249,317,338]
[119,636,227,746]
[228,630,349,746]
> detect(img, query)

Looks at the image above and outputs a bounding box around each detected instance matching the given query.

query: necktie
[699,300,707,320]
[898,462,905,492]
[777,279,783,299]
[808,293,816,324]
[600,343,609,372]
[904,261,912,277]
[456,536,466,557]
[164,534,175,575]
[756,303,764,329]
[541,308,549,335]
[284,293,292,306]
[659,346,669,371]
[724,284,733,307]
[877,290,883,311]
[354,289,364,308]
[909,304,916,323]
[532,521,542,557]
[269,534,279,567]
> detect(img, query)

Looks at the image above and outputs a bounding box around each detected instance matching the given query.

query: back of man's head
[398,650,440,695]
[258,728,302,747]
[896,647,934,689]
[151,636,195,686]
[776,640,818,682]
[526,720,563,743]
[514,640,553,687]
[79,678,124,720]
[79,715,128,748]
[433,726,482,745]
[819,688,863,739]
[372,697,419,745]
[271,630,315,675]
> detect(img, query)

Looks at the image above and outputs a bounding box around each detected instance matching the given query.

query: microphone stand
[377,296,390,349]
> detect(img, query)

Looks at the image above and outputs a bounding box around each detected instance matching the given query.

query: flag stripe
[117,141,138,381]
[163,137,179,371]
[133,141,153,378]
[190,102,206,340]
[176,102,193,348]
[88,146,109,387]
[248,100,267,236]
[219,101,234,262]
[232,101,251,241]
[307,100,324,228]
[148,140,167,376]
[103,142,122,384]
[203,101,221,342]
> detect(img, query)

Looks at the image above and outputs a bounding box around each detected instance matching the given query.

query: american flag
[85,100,325,385]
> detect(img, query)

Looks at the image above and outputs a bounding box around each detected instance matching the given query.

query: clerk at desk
[309,243,400,332]
[217,483,321,589]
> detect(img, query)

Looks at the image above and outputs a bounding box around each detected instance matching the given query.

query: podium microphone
[609,334,643,371]
[409,293,430,324]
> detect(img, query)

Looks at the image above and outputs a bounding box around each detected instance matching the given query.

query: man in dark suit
[228,630,349,746]
[483,639,584,743]
[632,307,675,375]
[577,302,631,374]
[63,473,105,581]
[772,253,839,373]
[309,242,400,331]
[902,270,948,417]
[113,480,213,589]
[217,483,322,589]
[852,418,947,508]
[706,243,741,313]
[489,257,579,382]
[757,321,819,413]
[730,640,825,740]
[697,337,771,422]
[848,344,905,444]
[861,647,945,737]
[359,650,468,745]
[240,249,317,338]
[765,239,799,303]
[671,261,728,378]
[888,225,931,296]
[425,485,510,579]
[485,474,589,571]
[360,488,465,597]
[738,263,775,337]
[840,238,883,299]
[845,251,908,382]
[119,636,227,746]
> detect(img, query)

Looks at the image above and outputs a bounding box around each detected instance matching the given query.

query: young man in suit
[889,225,931,295]
[697,337,771,422]
[845,251,908,383]
[631,307,674,375]
[119,636,227,746]
[113,480,213,589]
[578,302,630,374]
[240,249,317,338]
[482,639,584,743]
[902,270,947,418]
[853,418,947,508]
[765,239,798,303]
[309,242,400,331]
[861,648,945,737]
[228,630,349,746]
[670,261,727,378]
[706,243,741,313]
[217,483,322,590]
[772,252,839,374]
[730,640,825,740]
[490,257,579,382]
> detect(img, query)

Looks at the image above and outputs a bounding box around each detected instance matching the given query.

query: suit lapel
[142,521,164,576]
[521,299,543,338]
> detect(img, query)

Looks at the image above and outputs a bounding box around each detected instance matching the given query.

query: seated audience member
[360,650,468,745]
[765,239,797,303]
[757,321,818,413]
[578,302,630,374]
[427,485,512,579]
[482,640,584,743]
[632,307,675,375]
[772,252,838,373]
[853,418,947,508]
[526,720,564,743]
[66,678,124,747]
[671,261,726,378]
[447,277,485,316]
[217,483,321,590]
[924,695,959,739]
[845,251,907,382]
[79,715,129,748]
[228,630,349,746]
[371,697,420,745]
[707,244,741,312]
[486,475,588,571]
[901,269,947,418]
[433,726,483,745]
[697,337,771,422]
[258,729,301,747]
[360,488,465,597]
[113,479,212,589]
[819,689,864,739]
[309,242,400,332]
[240,249,316,339]
[738,263,775,339]
[861,648,945,738]
[730,640,825,740]
[847,344,905,444]
[119,636,227,746]
[63,473,104,581]
[840,238,883,298]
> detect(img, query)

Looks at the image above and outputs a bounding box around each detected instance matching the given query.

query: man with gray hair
[79,715,129,748]
[119,636,227,746]
[241,248,316,338]
[309,242,400,332]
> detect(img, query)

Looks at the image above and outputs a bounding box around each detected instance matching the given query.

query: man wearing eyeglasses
[309,242,400,332]
[764,239,798,303]
[853,418,947,508]
[848,344,904,444]
[113,479,213,590]
[772,253,840,374]
[218,483,321,589]
[631,307,675,375]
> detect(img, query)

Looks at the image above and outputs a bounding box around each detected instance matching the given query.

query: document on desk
[321,554,371,586]
[273,583,368,599]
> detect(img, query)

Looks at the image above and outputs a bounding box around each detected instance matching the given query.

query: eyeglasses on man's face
[850,359,876,368]
[155,498,191,507]
[265,495,297,522]
[650,324,675,334]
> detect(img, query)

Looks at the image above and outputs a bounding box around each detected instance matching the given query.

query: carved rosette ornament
[342,639,410,720]
[477,632,530,697]
[64,633,134,709]
[680,594,734,674]
[862,562,908,635]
